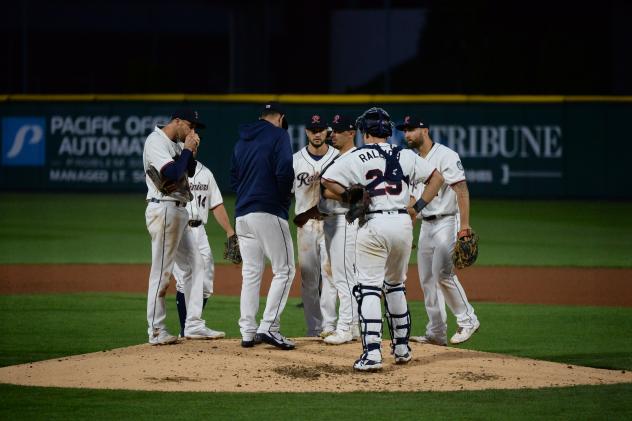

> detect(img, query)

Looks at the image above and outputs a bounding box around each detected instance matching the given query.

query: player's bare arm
[321,179,347,201]
[411,171,445,213]
[451,180,471,233]
[322,185,344,202]
[211,203,235,237]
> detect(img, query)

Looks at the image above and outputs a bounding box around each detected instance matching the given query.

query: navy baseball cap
[171,108,206,129]
[305,114,328,131]
[395,115,429,131]
[330,114,356,132]
[261,102,286,115]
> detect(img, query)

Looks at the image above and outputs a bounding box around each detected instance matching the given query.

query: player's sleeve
[320,153,360,188]
[441,150,466,185]
[145,135,175,171]
[207,170,224,209]
[272,131,294,200]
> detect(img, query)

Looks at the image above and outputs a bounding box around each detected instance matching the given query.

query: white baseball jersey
[318,147,357,215]
[142,125,190,202]
[323,143,436,212]
[293,146,338,214]
[187,162,223,224]
[411,143,465,217]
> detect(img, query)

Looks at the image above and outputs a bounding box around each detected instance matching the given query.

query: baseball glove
[293,205,323,228]
[146,166,193,202]
[452,229,479,269]
[223,234,242,264]
[344,184,371,227]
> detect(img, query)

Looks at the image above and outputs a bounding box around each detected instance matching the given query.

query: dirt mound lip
[1,338,630,393]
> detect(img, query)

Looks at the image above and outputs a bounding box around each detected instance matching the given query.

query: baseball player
[292,114,338,337]
[398,115,481,345]
[231,102,296,350]
[172,159,236,337]
[317,114,360,344]
[321,107,444,371]
[143,108,225,345]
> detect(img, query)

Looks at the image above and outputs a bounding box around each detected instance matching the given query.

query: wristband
[413,198,427,213]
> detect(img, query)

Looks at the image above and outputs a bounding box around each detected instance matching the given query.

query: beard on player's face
[307,130,327,147]
[405,131,422,148]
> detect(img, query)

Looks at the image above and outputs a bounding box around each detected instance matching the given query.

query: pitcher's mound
[1,338,630,392]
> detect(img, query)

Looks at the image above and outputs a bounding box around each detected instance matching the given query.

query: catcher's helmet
[355,107,393,138]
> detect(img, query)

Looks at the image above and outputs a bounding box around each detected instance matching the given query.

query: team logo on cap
[266,104,271,109]
[333,115,340,124]
[404,116,411,124]
[312,115,321,124]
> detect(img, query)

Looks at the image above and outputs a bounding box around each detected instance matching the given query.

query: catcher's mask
[355,107,393,138]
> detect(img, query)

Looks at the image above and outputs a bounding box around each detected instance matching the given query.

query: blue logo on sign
[2,117,46,166]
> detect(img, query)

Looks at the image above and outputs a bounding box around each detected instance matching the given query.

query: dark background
[1,0,631,95]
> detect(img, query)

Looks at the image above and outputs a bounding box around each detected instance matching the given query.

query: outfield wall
[1,95,631,198]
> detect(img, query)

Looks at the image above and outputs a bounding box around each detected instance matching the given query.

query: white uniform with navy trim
[143,126,208,340]
[412,142,479,343]
[173,162,223,299]
[293,145,338,336]
[323,143,436,362]
[318,147,359,334]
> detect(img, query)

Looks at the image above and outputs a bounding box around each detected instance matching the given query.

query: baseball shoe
[393,345,412,364]
[352,325,360,341]
[353,355,383,372]
[259,331,295,350]
[409,335,447,346]
[450,320,480,344]
[149,329,179,346]
[319,329,335,339]
[323,329,353,345]
[241,333,263,348]
[185,326,225,340]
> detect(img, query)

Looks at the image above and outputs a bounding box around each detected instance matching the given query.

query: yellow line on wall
[2,94,632,103]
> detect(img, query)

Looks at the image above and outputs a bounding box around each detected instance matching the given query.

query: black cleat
[259,332,295,350]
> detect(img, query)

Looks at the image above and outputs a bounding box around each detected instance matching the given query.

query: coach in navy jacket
[230,102,294,220]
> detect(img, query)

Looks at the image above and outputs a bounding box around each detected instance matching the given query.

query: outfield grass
[2,383,631,421]
[1,194,631,267]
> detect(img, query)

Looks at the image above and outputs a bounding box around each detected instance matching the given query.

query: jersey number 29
[366,169,402,196]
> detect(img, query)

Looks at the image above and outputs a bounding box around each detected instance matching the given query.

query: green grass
[1,194,631,266]
[1,294,631,371]
[1,293,631,420]
[2,383,632,421]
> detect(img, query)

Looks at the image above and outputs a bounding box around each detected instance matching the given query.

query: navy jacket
[230,120,294,219]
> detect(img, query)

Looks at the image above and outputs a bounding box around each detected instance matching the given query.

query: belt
[422,213,455,221]
[188,220,203,227]
[366,209,408,215]
[147,198,187,208]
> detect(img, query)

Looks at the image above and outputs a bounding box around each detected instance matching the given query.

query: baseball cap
[395,115,429,131]
[261,101,286,115]
[305,114,328,131]
[171,108,206,129]
[330,114,356,132]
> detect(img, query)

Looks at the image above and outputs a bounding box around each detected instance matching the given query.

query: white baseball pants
[145,201,207,339]
[418,215,478,343]
[355,214,413,360]
[297,220,337,335]
[236,212,296,339]
[323,214,358,332]
[173,225,214,298]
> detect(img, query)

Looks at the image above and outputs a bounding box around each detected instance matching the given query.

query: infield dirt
[1,338,630,392]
